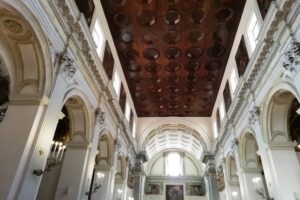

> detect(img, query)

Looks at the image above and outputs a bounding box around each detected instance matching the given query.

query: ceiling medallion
[163,30,181,44]
[145,62,161,72]
[207,44,226,57]
[114,13,130,27]
[190,8,207,24]
[121,31,133,43]
[138,0,152,4]
[205,60,222,71]
[186,47,203,59]
[185,60,201,71]
[165,47,181,59]
[149,85,162,92]
[167,85,179,93]
[143,48,160,60]
[127,62,141,72]
[148,75,161,83]
[187,30,204,43]
[165,62,180,72]
[143,33,157,44]
[186,73,198,82]
[123,48,139,60]
[167,73,180,82]
[216,7,234,22]
[213,27,229,41]
[164,10,181,25]
[185,84,197,92]
[137,11,156,27]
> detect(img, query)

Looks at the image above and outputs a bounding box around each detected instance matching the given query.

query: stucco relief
[283,41,300,76]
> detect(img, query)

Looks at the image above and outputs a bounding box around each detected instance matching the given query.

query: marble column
[55,142,90,200]
[201,152,220,200]
[80,108,106,200]
[93,167,113,200]
[0,98,48,199]
[266,143,300,200]
[133,151,148,200]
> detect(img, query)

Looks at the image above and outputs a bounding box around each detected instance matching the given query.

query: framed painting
[186,183,205,196]
[166,185,184,200]
[145,183,163,195]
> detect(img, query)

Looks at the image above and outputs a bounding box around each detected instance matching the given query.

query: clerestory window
[165,152,183,176]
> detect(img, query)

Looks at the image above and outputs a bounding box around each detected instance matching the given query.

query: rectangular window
[247,13,260,52]
[165,152,182,176]
[125,100,131,122]
[92,20,105,59]
[113,71,121,98]
[213,121,218,139]
[229,68,238,95]
[219,100,226,121]
[132,120,136,138]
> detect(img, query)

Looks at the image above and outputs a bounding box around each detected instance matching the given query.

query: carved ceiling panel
[102,0,246,117]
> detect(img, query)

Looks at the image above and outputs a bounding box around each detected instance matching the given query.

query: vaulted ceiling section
[102,0,246,117]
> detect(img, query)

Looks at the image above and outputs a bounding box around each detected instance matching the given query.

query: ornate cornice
[50,0,136,151]
[215,0,299,155]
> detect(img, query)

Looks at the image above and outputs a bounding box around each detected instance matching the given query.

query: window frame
[112,70,121,98]
[92,19,105,60]
[246,12,261,54]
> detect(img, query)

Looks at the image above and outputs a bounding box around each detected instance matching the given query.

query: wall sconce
[86,171,105,195]
[117,189,123,200]
[33,141,66,176]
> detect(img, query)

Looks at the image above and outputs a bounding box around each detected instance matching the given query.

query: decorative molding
[215,0,299,155]
[248,106,261,125]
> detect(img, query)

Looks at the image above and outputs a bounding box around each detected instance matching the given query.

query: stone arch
[116,153,126,180]
[239,132,260,169]
[146,150,204,176]
[225,154,239,186]
[0,2,53,97]
[62,89,93,142]
[96,130,114,169]
[138,118,212,152]
[262,82,300,143]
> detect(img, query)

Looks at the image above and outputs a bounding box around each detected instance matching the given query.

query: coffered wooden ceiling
[101,0,246,117]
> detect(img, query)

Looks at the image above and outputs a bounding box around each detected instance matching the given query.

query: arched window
[165,152,183,176]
